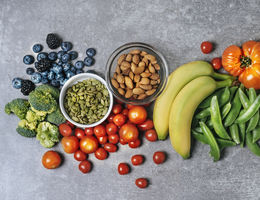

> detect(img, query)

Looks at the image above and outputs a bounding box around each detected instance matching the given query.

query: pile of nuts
[111,49,161,100]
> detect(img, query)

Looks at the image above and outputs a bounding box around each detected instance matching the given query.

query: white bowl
[59,73,114,128]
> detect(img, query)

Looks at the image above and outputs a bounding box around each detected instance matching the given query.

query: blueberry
[75,61,84,69]
[51,79,60,87]
[86,69,97,74]
[37,52,48,61]
[61,54,70,63]
[70,66,76,73]
[58,60,63,66]
[56,73,64,80]
[69,51,78,60]
[66,71,75,79]
[23,55,35,65]
[48,52,57,61]
[41,70,49,78]
[57,51,65,59]
[84,57,95,66]
[61,42,73,52]
[32,44,43,53]
[51,64,63,74]
[31,72,42,84]
[12,78,23,89]
[41,78,49,84]
[60,78,68,86]
[76,69,84,74]
[63,63,71,72]
[26,67,35,75]
[86,48,96,57]
[48,71,55,80]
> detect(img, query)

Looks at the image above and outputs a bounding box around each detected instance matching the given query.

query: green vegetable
[246,88,259,132]
[16,119,37,137]
[221,102,232,119]
[35,84,60,101]
[252,126,260,143]
[246,132,260,156]
[26,109,46,122]
[210,96,231,140]
[199,121,220,161]
[5,98,30,119]
[229,124,240,144]
[229,86,238,101]
[29,90,57,113]
[198,88,225,109]
[192,129,208,144]
[238,110,246,147]
[36,122,60,148]
[46,107,66,125]
[238,88,250,109]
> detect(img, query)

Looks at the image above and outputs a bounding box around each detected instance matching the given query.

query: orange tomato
[128,106,147,124]
[119,123,139,142]
[61,136,79,154]
[80,136,99,154]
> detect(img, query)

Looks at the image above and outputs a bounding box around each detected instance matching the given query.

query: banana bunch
[153,61,234,159]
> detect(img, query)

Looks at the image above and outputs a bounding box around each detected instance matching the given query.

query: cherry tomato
[74,150,87,161]
[128,106,147,124]
[61,136,79,154]
[42,150,61,169]
[145,129,158,142]
[59,123,72,137]
[131,155,144,166]
[112,104,123,115]
[79,160,92,173]
[75,128,85,139]
[115,98,124,104]
[84,127,94,136]
[200,41,213,54]
[153,151,166,164]
[94,125,106,137]
[127,104,135,109]
[97,135,108,145]
[80,136,99,154]
[66,120,75,129]
[95,147,108,160]
[135,178,148,189]
[211,57,222,70]
[119,138,128,145]
[119,123,139,143]
[122,108,129,116]
[137,119,154,131]
[107,114,115,123]
[113,114,126,127]
[106,123,118,135]
[104,143,118,152]
[108,134,119,144]
[118,163,130,175]
[128,138,141,148]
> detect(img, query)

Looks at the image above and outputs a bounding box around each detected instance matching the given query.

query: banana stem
[212,72,236,81]
[216,79,233,89]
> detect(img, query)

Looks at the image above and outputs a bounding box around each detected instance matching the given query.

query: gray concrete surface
[1,0,260,200]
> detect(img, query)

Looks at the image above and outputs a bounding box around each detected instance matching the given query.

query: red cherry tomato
[119,123,139,142]
[74,150,87,161]
[135,178,148,189]
[59,123,72,137]
[107,114,115,123]
[128,106,147,124]
[104,143,118,152]
[42,150,61,169]
[97,135,108,145]
[122,108,129,116]
[80,136,99,154]
[106,123,118,135]
[108,134,119,144]
[131,155,144,166]
[137,119,154,131]
[153,151,166,164]
[200,41,213,54]
[211,57,222,70]
[84,127,94,136]
[61,136,79,154]
[75,128,85,139]
[112,104,123,114]
[127,104,135,109]
[79,160,92,173]
[128,138,141,148]
[145,129,158,142]
[119,138,128,145]
[118,163,130,175]
[66,120,75,129]
[113,114,126,127]
[95,147,108,160]
[94,125,106,137]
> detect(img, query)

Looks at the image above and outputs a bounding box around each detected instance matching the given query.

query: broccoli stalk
[5,99,30,119]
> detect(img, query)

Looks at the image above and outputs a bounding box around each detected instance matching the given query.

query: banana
[153,61,233,140]
[169,76,232,159]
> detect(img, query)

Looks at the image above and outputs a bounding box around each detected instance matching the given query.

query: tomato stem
[240,56,252,68]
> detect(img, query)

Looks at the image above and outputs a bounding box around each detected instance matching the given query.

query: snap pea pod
[229,124,240,144]
[246,132,260,156]
[246,88,259,132]
[238,110,246,147]
[222,102,232,119]
[238,88,250,109]
[229,86,238,101]
[210,96,231,140]
[192,129,208,144]
[235,95,260,124]
[252,126,260,143]
[194,126,203,133]
[206,119,213,129]
[198,88,225,109]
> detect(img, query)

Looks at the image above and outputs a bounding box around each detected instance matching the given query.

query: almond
[150,73,160,80]
[140,72,151,78]
[138,61,145,68]
[125,89,133,98]
[122,68,130,75]
[113,73,117,79]
[125,54,132,62]
[133,66,145,75]
[111,78,119,89]
[140,51,148,57]
[144,54,156,61]
[116,74,124,83]
[130,49,141,54]
[131,62,137,72]
[137,94,147,100]
[148,63,155,73]
[140,84,152,90]
[142,57,149,66]
[145,89,156,96]
[118,88,125,96]
[120,83,126,89]
[118,54,126,65]
[157,79,161,84]
[125,76,134,89]
[121,61,131,69]
[116,65,121,74]
[133,88,144,95]
[154,63,160,71]
[150,80,157,85]
[129,71,134,80]
[134,74,141,83]
[132,54,140,64]
[139,77,150,85]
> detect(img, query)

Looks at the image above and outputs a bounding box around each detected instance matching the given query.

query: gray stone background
[0,0,260,200]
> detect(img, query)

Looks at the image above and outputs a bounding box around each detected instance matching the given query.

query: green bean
[198,88,225,109]
[199,122,220,161]
[246,88,259,132]
[229,124,240,144]
[210,96,231,140]
[252,126,260,143]
[221,102,232,119]
[246,132,260,156]
[238,88,250,109]
[192,129,208,144]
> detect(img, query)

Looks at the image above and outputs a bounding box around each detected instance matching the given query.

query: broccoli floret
[5,98,30,119]
[16,119,37,137]
[26,109,46,122]
[35,84,60,101]
[36,122,60,148]
[46,107,66,125]
[29,90,57,114]
[31,107,48,116]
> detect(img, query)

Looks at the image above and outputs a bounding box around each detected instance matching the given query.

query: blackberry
[35,58,52,72]
[21,80,35,96]
[46,33,62,49]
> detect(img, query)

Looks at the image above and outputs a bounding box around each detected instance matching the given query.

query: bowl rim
[59,73,114,128]
[105,42,168,105]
